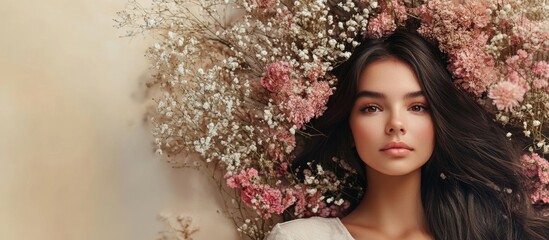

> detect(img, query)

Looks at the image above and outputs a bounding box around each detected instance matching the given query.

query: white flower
[440,173,447,180]
[168,31,176,39]
[202,102,210,110]
[306,188,318,196]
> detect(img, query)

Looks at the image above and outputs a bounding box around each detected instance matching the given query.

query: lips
[380,142,413,157]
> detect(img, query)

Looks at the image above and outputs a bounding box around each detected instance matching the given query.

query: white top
[265,217,355,240]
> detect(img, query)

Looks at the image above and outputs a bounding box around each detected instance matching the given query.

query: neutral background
[0,0,237,239]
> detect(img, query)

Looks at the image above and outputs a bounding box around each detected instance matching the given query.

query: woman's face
[349,58,435,176]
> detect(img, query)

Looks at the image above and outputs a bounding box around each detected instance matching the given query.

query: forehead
[357,58,421,93]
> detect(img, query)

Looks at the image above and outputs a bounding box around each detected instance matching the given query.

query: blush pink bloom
[307,81,332,116]
[447,33,496,96]
[534,61,549,78]
[306,62,326,81]
[517,49,528,59]
[225,168,259,188]
[261,61,292,93]
[533,78,548,89]
[268,128,297,162]
[226,168,296,218]
[366,12,396,38]
[241,185,296,218]
[521,153,541,178]
[531,185,549,204]
[538,158,549,184]
[283,81,332,128]
[506,71,529,91]
[487,81,526,112]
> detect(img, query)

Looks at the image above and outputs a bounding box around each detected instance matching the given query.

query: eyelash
[359,104,430,113]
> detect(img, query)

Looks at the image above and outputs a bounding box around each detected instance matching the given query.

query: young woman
[265,30,549,240]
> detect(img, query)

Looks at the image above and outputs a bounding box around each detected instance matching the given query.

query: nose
[385,111,406,135]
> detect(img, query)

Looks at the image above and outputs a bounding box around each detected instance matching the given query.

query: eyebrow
[355,90,425,100]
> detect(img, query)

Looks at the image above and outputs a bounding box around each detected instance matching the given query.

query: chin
[365,160,428,176]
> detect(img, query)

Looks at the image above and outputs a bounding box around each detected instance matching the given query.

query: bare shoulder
[265,217,353,240]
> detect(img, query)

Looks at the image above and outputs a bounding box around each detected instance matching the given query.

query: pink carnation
[521,153,541,178]
[261,61,292,93]
[225,168,259,188]
[366,12,396,38]
[268,128,297,162]
[517,49,529,59]
[226,168,296,218]
[241,185,295,218]
[533,78,548,89]
[447,34,497,96]
[534,61,549,78]
[306,62,326,81]
[538,157,549,184]
[531,185,549,204]
[487,81,526,112]
[284,81,332,128]
[506,71,529,91]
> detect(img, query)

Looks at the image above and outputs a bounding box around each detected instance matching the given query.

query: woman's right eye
[360,105,381,113]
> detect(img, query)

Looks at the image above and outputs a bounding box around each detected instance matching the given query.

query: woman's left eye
[409,105,429,112]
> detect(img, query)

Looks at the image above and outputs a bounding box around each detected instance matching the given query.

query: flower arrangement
[115,0,549,239]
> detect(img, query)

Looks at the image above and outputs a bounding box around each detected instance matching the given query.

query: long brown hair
[291,30,549,239]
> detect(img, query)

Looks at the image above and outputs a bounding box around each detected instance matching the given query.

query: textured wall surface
[0,0,237,239]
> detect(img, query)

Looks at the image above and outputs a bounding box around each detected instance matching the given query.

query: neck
[347,168,427,237]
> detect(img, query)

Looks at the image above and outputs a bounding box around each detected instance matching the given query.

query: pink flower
[226,168,296,218]
[225,168,259,188]
[487,81,526,112]
[533,78,548,89]
[241,185,296,219]
[534,61,549,78]
[521,154,540,178]
[283,81,332,128]
[261,61,292,93]
[366,12,396,38]
[292,186,324,217]
[285,96,313,128]
[447,33,497,96]
[531,185,549,204]
[306,62,326,81]
[307,81,332,116]
[268,128,297,162]
[506,71,528,91]
[538,157,549,184]
[517,49,528,59]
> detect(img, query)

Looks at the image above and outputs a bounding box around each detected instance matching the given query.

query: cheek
[412,118,435,146]
[349,118,381,148]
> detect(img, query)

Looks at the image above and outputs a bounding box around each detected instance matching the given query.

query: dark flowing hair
[290,30,549,239]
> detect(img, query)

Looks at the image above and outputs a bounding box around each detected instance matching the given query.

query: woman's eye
[360,105,381,113]
[410,105,429,112]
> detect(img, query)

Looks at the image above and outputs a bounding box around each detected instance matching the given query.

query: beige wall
[0,0,237,239]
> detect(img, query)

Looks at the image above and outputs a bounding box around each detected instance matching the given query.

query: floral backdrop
[116,0,549,239]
